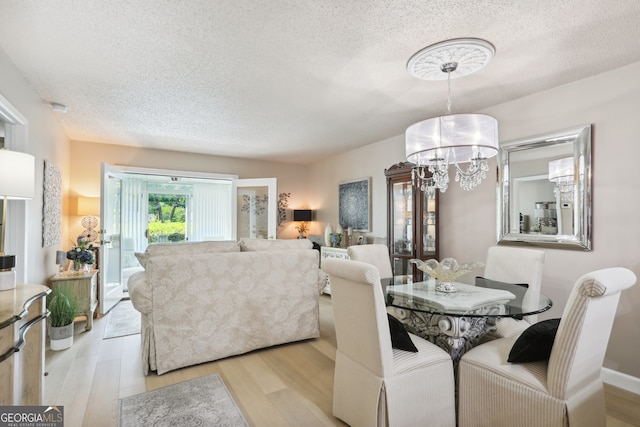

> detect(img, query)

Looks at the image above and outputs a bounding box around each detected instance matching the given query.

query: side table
[49,270,98,331]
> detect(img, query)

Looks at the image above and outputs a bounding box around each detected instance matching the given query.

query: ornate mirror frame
[497,124,592,250]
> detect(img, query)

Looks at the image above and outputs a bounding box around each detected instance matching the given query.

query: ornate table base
[391,306,499,366]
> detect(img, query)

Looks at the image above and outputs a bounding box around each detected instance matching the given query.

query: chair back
[322,258,393,378]
[347,244,393,279]
[548,267,636,400]
[484,246,545,321]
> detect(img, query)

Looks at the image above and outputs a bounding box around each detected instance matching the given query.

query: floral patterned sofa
[128,238,324,375]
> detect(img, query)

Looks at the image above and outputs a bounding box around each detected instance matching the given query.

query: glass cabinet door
[385,162,439,280]
[423,185,437,256]
[391,180,412,275]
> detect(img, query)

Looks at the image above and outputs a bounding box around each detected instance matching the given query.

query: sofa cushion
[239,238,312,251]
[145,240,240,257]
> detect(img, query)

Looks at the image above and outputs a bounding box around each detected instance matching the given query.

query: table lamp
[293,209,312,239]
[77,196,100,242]
[0,149,35,291]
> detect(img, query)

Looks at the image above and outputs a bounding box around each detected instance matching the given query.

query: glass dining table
[384,276,552,364]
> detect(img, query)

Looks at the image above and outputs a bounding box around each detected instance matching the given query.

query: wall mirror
[497,124,592,250]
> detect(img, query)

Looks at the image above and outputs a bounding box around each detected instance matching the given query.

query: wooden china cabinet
[385,162,439,280]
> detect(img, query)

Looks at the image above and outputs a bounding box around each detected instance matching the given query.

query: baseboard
[601,367,640,395]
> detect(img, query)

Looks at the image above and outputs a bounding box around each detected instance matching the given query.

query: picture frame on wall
[338,177,371,232]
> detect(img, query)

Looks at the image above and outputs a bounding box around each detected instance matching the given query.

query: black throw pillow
[387,314,418,352]
[508,318,561,363]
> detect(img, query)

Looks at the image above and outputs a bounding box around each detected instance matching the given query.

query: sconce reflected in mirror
[548,157,575,202]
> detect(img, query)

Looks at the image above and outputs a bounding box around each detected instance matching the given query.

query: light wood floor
[45,295,640,427]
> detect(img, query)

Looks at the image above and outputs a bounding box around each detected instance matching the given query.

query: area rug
[103,300,141,339]
[119,373,249,427]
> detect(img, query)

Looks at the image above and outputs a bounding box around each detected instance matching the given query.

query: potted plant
[48,286,79,351]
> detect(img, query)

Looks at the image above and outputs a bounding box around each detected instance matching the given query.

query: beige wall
[311,61,640,378]
[67,141,314,240]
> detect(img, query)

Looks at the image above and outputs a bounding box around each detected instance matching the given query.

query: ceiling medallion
[407,38,495,81]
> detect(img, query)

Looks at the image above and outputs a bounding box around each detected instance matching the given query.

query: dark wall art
[338,177,371,232]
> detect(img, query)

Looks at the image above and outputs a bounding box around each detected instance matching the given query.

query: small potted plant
[48,286,79,351]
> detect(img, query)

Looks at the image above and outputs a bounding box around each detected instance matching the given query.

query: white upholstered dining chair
[458,267,636,427]
[322,258,456,427]
[347,244,393,279]
[481,246,546,338]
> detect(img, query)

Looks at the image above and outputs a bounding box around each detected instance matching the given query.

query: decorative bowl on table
[410,258,484,293]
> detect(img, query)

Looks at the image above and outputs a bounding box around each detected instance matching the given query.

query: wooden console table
[0,284,50,405]
[49,270,98,331]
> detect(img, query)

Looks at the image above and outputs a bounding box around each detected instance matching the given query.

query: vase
[73,260,81,271]
[324,224,333,246]
[49,322,74,351]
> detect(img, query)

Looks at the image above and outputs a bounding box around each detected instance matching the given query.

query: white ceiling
[1,1,640,165]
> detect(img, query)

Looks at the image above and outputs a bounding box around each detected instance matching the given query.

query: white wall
[0,48,71,285]
[311,61,640,378]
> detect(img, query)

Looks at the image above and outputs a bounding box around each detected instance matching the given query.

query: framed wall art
[43,160,62,247]
[338,177,370,232]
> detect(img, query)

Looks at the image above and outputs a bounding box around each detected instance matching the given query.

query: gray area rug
[119,373,249,427]
[103,300,141,339]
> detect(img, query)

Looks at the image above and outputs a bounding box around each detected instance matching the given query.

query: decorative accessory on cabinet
[293,209,312,238]
[0,149,35,291]
[324,223,334,246]
[55,250,67,273]
[410,257,484,293]
[66,236,95,272]
[405,38,499,192]
[77,196,100,242]
[548,157,575,202]
[330,233,343,248]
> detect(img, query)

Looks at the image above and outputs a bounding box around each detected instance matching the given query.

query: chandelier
[548,157,575,202]
[405,38,499,192]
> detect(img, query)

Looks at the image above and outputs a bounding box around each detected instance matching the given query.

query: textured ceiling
[1,1,640,164]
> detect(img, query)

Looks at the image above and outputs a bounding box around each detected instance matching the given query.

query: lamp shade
[0,150,35,199]
[548,157,574,182]
[78,196,100,216]
[406,113,499,164]
[293,209,312,221]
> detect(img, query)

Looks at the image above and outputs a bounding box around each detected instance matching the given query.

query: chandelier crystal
[405,38,499,192]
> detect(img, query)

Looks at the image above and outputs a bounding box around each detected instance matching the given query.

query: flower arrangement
[67,236,95,267]
[295,222,309,235]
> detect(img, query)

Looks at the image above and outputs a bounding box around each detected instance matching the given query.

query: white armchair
[458,267,636,427]
[481,246,545,338]
[322,258,456,427]
[347,244,393,279]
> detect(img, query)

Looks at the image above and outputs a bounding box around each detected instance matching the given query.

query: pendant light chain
[446,69,452,115]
